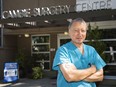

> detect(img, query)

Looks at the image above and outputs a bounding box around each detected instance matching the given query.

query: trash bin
[3,62,19,82]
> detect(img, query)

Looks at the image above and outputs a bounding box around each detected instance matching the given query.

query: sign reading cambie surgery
[2,5,70,19]
[76,0,116,12]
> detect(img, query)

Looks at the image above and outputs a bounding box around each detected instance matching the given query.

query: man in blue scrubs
[52,18,106,87]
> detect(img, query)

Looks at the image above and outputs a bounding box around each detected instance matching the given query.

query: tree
[86,23,106,61]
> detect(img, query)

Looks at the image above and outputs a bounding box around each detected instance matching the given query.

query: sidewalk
[0,76,116,87]
[0,77,57,87]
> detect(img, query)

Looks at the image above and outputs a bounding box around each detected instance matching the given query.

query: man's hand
[84,69,104,82]
[90,65,97,74]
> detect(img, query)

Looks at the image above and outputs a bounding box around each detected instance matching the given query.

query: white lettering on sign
[76,0,114,12]
[5,63,17,69]
[2,5,70,19]
[2,1,116,19]
[4,69,18,77]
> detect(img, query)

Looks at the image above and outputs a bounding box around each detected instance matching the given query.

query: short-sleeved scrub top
[52,41,106,87]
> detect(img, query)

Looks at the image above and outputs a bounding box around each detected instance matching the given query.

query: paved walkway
[0,78,57,87]
[0,76,116,87]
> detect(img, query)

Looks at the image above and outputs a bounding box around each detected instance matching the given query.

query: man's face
[69,22,87,44]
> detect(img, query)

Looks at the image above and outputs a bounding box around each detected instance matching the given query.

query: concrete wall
[17,35,31,57]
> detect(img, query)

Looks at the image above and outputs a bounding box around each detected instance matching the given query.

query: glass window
[0,29,1,46]
[60,39,71,46]
[100,29,116,39]
[31,35,50,70]
[0,27,3,47]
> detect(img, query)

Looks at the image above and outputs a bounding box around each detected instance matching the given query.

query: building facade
[0,0,116,79]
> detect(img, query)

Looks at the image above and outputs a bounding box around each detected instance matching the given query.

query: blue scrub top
[52,41,106,87]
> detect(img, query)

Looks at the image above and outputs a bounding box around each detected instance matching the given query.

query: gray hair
[68,18,87,29]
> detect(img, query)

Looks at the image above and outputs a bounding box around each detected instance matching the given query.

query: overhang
[0,9,116,29]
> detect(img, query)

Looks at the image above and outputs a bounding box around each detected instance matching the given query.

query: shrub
[32,67,43,79]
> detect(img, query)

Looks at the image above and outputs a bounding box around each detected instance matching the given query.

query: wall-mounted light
[44,20,50,23]
[24,34,29,37]
[67,18,72,22]
[64,31,68,35]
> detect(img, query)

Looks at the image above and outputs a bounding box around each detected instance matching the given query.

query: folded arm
[84,69,104,82]
[59,63,96,82]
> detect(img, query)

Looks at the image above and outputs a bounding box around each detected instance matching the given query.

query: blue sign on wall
[3,62,19,82]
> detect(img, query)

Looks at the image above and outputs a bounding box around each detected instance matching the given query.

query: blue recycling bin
[3,62,19,82]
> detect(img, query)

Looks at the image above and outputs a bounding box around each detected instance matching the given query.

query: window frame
[0,25,3,48]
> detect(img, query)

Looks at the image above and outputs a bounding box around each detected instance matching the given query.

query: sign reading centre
[4,62,19,82]
[76,0,116,12]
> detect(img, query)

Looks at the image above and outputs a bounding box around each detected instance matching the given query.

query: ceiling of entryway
[0,9,116,29]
